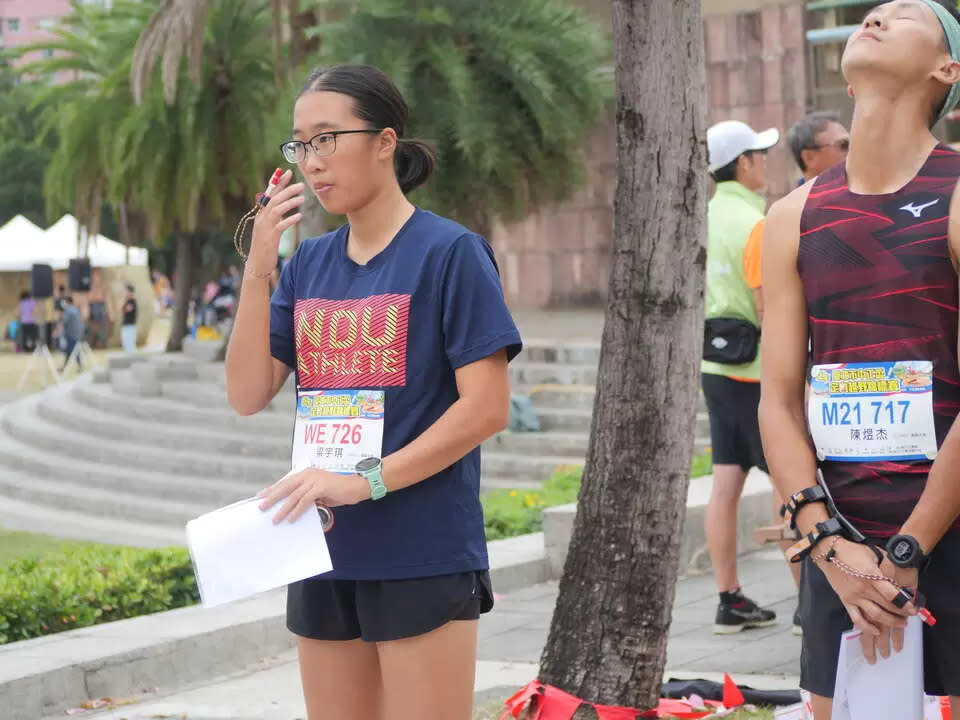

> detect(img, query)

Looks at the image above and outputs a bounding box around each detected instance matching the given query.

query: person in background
[60,296,86,371]
[16,290,38,353]
[53,284,67,314]
[121,284,138,353]
[703,119,780,634]
[741,111,850,634]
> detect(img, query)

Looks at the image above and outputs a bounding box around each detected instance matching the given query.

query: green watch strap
[360,464,387,500]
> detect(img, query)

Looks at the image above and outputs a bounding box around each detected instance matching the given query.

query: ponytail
[394,139,436,194]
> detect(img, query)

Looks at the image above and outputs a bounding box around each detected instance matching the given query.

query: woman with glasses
[224,64,522,720]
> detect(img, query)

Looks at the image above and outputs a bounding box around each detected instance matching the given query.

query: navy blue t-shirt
[270,208,522,580]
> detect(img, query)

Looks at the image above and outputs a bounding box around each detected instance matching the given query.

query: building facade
[491,0,812,310]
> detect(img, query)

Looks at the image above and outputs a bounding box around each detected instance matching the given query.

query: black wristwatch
[886,534,929,569]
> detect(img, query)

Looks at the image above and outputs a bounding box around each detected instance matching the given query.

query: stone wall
[492,0,808,310]
[703,1,809,199]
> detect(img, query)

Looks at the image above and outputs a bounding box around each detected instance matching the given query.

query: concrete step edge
[0,535,550,720]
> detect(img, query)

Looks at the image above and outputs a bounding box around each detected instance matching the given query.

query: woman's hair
[298,64,436,194]
[19,290,30,301]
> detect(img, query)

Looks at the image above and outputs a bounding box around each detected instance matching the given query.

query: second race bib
[808,361,937,462]
[291,389,385,474]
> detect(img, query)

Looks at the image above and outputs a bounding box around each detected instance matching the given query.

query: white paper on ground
[832,616,924,720]
[186,495,333,607]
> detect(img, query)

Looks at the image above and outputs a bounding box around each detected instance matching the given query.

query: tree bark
[537,0,707,716]
[165,232,195,352]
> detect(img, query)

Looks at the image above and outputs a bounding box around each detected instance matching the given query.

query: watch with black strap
[886,534,929,570]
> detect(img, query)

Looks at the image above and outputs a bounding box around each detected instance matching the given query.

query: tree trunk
[165,232,195,352]
[537,0,707,716]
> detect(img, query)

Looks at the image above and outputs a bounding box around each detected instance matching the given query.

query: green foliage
[0,62,55,227]
[482,450,714,541]
[483,465,583,541]
[17,0,280,241]
[690,448,713,478]
[307,0,611,229]
[0,545,197,645]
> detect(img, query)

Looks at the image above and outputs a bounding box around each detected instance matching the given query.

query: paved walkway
[64,550,800,720]
[513,309,604,341]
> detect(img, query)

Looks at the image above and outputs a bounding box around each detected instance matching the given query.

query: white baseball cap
[707,121,780,173]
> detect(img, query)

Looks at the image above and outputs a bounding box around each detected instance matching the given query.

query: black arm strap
[787,517,847,564]
[783,485,829,531]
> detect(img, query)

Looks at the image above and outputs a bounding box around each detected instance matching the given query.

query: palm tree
[310,0,611,235]
[18,3,140,238]
[130,0,318,103]
[534,0,708,715]
[21,0,281,351]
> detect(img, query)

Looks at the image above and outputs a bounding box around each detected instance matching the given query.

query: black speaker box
[68,258,92,293]
[31,264,54,299]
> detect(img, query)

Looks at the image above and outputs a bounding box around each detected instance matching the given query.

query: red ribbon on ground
[498,679,735,720]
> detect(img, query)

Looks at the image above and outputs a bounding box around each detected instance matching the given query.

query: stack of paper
[186,497,333,607]
[832,616,924,720]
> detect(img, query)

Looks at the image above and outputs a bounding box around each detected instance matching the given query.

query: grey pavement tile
[478,627,548,663]
[478,551,805,676]
[496,582,559,603]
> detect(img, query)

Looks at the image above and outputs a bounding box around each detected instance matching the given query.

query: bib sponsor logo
[294,294,410,388]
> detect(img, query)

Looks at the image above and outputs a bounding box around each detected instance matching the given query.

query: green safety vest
[702,181,765,381]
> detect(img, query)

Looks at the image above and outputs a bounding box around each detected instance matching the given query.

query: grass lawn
[0,529,115,566]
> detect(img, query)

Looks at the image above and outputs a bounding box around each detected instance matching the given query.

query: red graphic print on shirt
[294,294,410,388]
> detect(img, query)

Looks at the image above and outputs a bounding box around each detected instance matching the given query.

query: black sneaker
[792,607,803,636]
[713,591,777,634]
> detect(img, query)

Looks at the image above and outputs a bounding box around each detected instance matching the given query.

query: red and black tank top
[798,145,960,537]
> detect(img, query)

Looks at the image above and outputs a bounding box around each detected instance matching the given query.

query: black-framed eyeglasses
[809,139,850,152]
[280,129,383,164]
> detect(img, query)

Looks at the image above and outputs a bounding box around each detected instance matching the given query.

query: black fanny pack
[703,317,760,365]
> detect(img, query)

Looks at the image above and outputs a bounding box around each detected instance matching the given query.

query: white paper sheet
[832,616,924,720]
[186,496,333,608]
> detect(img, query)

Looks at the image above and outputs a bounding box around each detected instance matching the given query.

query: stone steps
[0,406,261,504]
[0,493,184,548]
[0,434,219,528]
[63,380,591,471]
[5,393,289,484]
[0,342,719,545]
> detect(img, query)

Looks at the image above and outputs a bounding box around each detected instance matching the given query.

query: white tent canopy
[0,213,149,271]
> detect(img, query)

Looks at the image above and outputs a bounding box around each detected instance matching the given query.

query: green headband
[920,0,960,123]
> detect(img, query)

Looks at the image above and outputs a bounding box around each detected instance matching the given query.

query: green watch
[356,457,387,500]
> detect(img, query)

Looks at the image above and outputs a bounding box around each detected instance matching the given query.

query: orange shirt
[743,218,763,290]
[729,218,764,383]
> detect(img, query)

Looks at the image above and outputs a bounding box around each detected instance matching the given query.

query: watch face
[892,539,914,562]
[356,457,380,473]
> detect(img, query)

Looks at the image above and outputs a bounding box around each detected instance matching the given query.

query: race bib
[808,361,937,462]
[291,389,385,474]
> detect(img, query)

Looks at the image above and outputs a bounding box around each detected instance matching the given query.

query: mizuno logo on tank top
[798,145,960,538]
[899,198,940,218]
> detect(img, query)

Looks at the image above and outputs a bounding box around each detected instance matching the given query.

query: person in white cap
[702,119,780,634]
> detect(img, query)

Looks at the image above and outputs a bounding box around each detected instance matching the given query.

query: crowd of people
[6,281,140,369]
[703,1,960,717]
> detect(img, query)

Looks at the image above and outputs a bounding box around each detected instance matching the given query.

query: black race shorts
[287,570,494,642]
[701,373,768,473]
[800,533,960,697]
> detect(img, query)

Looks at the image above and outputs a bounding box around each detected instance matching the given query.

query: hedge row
[0,545,198,644]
